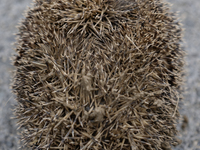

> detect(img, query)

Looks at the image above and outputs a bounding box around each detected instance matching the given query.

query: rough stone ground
[0,0,199,149]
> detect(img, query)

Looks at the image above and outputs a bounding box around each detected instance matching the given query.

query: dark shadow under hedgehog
[12,0,184,149]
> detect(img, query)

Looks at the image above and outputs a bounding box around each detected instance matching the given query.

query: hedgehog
[12,0,184,149]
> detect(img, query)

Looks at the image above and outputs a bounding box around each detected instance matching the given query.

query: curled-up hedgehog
[12,0,184,149]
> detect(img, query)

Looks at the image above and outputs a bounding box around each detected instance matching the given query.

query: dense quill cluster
[12,0,184,149]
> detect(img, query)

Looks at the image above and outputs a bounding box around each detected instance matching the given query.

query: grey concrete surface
[0,0,33,149]
[166,0,200,150]
[0,0,199,149]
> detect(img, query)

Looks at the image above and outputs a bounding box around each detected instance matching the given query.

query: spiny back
[13,0,184,149]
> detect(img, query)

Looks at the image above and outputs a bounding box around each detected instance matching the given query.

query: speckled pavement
[0,0,199,149]
[167,0,200,150]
